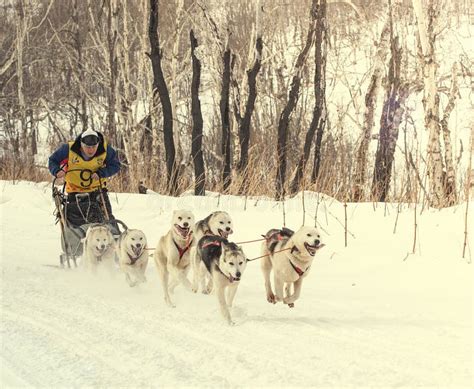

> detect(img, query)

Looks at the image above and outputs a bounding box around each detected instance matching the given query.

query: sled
[52,170,127,268]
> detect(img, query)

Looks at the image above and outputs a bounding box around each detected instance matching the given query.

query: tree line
[0,0,472,208]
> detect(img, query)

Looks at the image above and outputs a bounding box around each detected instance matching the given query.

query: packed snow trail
[1,182,472,387]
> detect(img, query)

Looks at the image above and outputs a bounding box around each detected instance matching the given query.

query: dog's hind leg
[190,247,199,293]
[261,255,275,303]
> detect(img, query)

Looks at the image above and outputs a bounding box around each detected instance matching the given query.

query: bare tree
[236,1,263,193]
[291,0,328,194]
[353,20,390,201]
[275,0,318,200]
[148,0,178,195]
[372,1,408,202]
[412,0,445,208]
[190,29,205,196]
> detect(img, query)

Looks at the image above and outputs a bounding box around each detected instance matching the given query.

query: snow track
[1,182,472,387]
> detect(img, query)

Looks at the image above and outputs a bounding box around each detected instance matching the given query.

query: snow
[1,181,472,388]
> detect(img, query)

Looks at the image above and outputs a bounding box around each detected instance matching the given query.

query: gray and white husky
[191,211,234,292]
[154,210,195,307]
[117,229,149,287]
[260,226,324,307]
[196,235,247,325]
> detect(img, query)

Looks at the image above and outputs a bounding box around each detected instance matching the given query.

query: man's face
[81,143,99,158]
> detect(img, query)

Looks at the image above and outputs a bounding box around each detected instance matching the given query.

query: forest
[0,0,472,208]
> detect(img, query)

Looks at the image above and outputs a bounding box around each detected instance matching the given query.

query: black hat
[81,129,99,146]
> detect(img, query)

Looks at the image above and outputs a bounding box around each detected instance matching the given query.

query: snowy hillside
[1,181,472,388]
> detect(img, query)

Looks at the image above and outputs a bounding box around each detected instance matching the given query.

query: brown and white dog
[154,210,195,307]
[117,229,149,287]
[260,226,324,307]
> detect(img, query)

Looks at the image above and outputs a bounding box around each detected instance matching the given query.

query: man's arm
[48,144,69,176]
[97,145,121,178]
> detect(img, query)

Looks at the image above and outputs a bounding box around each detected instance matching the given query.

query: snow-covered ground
[1,181,472,388]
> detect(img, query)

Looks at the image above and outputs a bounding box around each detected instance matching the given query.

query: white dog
[196,236,247,325]
[191,211,234,293]
[261,226,324,307]
[82,224,116,274]
[154,210,195,307]
[117,229,149,287]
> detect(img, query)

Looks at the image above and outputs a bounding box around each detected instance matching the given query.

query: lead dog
[154,210,195,307]
[261,226,324,307]
[191,211,234,293]
[82,224,116,274]
[196,235,247,325]
[117,229,149,287]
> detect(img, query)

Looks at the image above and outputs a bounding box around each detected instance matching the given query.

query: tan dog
[261,226,324,307]
[154,210,195,307]
[117,229,149,287]
[82,224,116,274]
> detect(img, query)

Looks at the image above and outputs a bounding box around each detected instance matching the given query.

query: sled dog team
[82,210,324,325]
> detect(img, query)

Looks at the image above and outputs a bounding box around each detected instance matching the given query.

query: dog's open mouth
[218,228,232,238]
[174,224,190,238]
[132,245,142,257]
[304,242,324,256]
[95,245,107,254]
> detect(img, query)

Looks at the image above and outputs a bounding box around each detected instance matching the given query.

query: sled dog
[117,229,149,287]
[196,236,247,325]
[261,226,324,307]
[82,224,116,274]
[154,210,195,307]
[191,211,234,292]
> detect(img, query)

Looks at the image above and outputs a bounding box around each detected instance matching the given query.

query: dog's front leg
[203,272,213,294]
[216,284,234,325]
[190,247,199,293]
[226,283,239,308]
[283,278,303,305]
[273,275,285,302]
[261,256,275,303]
[160,268,175,308]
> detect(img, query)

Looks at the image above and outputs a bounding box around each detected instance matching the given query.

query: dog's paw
[287,303,295,308]
[267,293,276,304]
[202,289,211,295]
[191,287,198,293]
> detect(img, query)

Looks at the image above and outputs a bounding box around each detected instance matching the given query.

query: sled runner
[52,169,126,268]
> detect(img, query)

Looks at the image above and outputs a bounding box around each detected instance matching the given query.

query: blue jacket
[48,132,121,179]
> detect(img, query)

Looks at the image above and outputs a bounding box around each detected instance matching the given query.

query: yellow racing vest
[65,141,108,193]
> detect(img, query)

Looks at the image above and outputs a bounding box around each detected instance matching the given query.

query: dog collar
[215,264,236,283]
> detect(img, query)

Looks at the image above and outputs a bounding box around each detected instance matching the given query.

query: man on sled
[48,129,121,267]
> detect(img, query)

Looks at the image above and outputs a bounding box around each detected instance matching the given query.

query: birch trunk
[412,0,445,208]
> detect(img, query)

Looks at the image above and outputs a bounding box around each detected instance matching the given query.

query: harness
[201,240,222,249]
[289,259,310,277]
[172,233,194,261]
